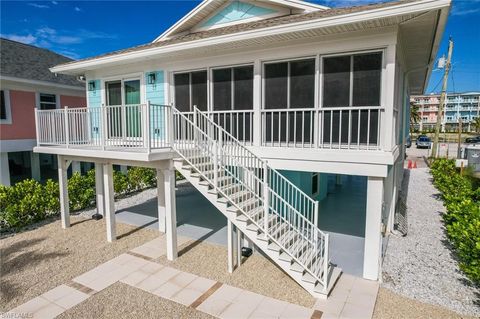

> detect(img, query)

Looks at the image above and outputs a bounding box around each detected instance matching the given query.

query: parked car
[465,135,480,144]
[416,136,431,149]
[405,136,412,148]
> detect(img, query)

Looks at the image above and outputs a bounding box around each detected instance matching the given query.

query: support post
[94,162,104,218]
[164,161,177,260]
[363,176,384,280]
[157,167,166,233]
[103,163,116,242]
[30,152,41,181]
[0,152,10,186]
[227,220,234,273]
[236,226,242,267]
[58,155,70,229]
[145,101,151,152]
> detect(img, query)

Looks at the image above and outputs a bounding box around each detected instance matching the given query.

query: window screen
[39,93,57,110]
[265,62,288,109]
[213,68,232,111]
[233,66,253,110]
[174,71,207,112]
[353,53,382,106]
[290,59,315,109]
[323,56,350,107]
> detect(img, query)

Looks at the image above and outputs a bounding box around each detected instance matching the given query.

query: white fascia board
[266,0,329,11]
[153,0,215,42]
[0,76,84,91]
[33,146,176,162]
[422,4,450,93]
[51,0,451,75]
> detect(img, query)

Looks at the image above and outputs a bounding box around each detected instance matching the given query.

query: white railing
[261,106,384,150]
[206,110,254,145]
[173,106,330,291]
[35,103,172,152]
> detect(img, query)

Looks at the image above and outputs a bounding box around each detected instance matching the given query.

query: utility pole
[432,37,453,158]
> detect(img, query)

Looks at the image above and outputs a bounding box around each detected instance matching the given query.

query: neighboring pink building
[0,38,86,185]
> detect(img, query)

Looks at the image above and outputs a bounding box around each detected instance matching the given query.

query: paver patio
[4,234,379,319]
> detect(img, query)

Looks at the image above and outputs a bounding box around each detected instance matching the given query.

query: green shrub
[0,166,162,232]
[68,171,96,211]
[127,167,156,191]
[431,158,480,285]
[0,179,59,230]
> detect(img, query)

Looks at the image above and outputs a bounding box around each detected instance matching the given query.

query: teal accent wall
[145,71,166,140]
[201,1,276,27]
[279,170,328,203]
[87,79,101,138]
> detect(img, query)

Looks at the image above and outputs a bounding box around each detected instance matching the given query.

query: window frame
[319,49,385,109]
[36,92,59,111]
[210,63,254,111]
[0,89,12,124]
[172,69,208,112]
[262,55,317,110]
[102,73,143,107]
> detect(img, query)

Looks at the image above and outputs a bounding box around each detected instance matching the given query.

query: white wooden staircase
[171,107,341,298]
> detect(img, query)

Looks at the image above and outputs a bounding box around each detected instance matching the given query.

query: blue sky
[1,0,479,93]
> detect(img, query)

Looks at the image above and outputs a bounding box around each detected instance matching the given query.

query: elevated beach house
[35,0,450,298]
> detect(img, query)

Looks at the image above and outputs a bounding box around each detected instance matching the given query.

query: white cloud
[74,6,81,12]
[51,1,58,4]
[451,0,480,16]
[28,3,49,9]
[1,34,37,44]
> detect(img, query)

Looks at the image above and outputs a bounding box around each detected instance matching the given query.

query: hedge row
[430,159,480,285]
[0,167,158,231]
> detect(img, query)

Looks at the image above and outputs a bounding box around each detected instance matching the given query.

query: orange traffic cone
[407,160,412,169]
[413,161,417,169]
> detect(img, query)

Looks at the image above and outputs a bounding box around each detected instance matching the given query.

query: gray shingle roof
[54,0,418,68]
[0,38,84,87]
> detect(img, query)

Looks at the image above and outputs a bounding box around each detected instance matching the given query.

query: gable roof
[0,38,84,88]
[154,0,329,42]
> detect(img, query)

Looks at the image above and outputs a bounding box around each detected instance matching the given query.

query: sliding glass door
[105,78,142,141]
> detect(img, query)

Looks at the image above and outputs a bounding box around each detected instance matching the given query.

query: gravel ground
[382,168,480,317]
[157,240,317,308]
[373,287,477,319]
[0,216,158,312]
[57,282,213,319]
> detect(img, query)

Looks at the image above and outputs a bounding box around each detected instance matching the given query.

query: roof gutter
[51,0,451,75]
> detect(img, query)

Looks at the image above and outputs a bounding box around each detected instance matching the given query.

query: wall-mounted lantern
[88,81,96,91]
[147,72,156,85]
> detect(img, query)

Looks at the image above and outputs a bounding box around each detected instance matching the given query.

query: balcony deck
[34,104,394,172]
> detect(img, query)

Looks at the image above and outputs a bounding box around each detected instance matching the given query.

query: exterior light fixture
[147,72,156,85]
[88,81,96,91]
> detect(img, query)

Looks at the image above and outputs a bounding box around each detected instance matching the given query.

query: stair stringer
[173,158,341,299]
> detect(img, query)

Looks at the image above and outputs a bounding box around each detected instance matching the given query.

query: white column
[58,155,70,229]
[164,162,177,260]
[72,161,81,174]
[227,220,234,273]
[363,176,384,280]
[30,152,41,181]
[236,226,242,267]
[383,44,396,151]
[103,163,116,242]
[0,153,11,186]
[253,59,262,146]
[95,163,105,216]
[157,168,166,233]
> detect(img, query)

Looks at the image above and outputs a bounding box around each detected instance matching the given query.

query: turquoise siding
[145,71,166,140]
[279,170,328,202]
[201,1,276,27]
[87,80,101,138]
